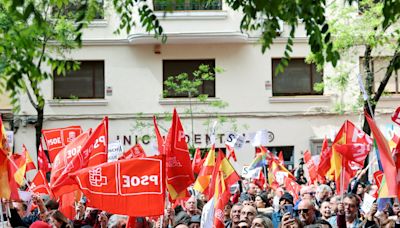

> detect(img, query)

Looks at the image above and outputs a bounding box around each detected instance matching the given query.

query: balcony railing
[153,0,222,11]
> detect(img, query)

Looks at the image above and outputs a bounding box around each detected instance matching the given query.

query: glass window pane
[54,61,104,99]
[273,59,320,96]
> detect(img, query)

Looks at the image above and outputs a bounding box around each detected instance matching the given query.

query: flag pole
[340,158,345,201]
[0,200,4,228]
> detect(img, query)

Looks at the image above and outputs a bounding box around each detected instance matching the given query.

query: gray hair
[107,214,128,228]
[253,215,273,228]
[316,184,332,194]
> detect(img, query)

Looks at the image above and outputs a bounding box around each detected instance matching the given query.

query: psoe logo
[89,167,108,187]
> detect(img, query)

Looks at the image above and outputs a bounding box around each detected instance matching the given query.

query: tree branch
[373,48,400,103]
[24,72,39,110]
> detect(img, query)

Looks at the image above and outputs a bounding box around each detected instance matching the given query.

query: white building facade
[6,0,400,172]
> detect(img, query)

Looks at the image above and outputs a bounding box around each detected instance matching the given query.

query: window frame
[271,58,323,96]
[162,59,216,99]
[153,0,223,11]
[53,60,105,99]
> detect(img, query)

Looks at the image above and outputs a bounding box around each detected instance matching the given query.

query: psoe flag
[71,156,165,217]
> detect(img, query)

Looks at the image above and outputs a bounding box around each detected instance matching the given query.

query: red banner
[304,150,317,184]
[392,106,400,126]
[29,170,52,196]
[42,126,83,162]
[51,117,108,197]
[72,156,165,217]
[164,109,195,194]
[119,144,146,160]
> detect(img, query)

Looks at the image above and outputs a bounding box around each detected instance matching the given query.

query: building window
[255,146,294,170]
[360,57,400,94]
[53,61,105,99]
[272,59,323,96]
[163,59,216,98]
[309,138,332,156]
[153,0,222,11]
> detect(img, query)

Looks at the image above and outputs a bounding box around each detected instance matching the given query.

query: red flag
[278,151,284,165]
[365,111,398,197]
[164,109,195,194]
[10,152,27,187]
[42,126,83,162]
[51,130,90,197]
[38,142,51,173]
[29,170,52,196]
[284,176,301,202]
[192,148,202,175]
[333,143,369,167]
[253,171,266,190]
[226,144,237,162]
[119,144,146,160]
[153,116,165,155]
[392,106,400,126]
[23,145,36,172]
[393,137,400,199]
[59,191,82,220]
[304,150,317,184]
[317,137,331,178]
[51,117,108,197]
[72,156,166,217]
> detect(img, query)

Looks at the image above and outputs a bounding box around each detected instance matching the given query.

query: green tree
[0,0,98,153]
[309,0,400,134]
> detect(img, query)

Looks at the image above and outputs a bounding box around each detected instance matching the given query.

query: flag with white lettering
[42,126,83,162]
[51,117,109,197]
[164,109,195,194]
[71,156,165,217]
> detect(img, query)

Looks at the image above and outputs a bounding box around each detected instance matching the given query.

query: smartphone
[283,205,294,218]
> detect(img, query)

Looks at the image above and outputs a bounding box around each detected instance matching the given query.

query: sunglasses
[297,209,310,214]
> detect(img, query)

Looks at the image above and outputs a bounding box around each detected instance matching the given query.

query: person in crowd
[328,193,378,227]
[238,220,250,228]
[329,196,340,216]
[240,205,257,227]
[226,203,243,228]
[296,168,307,185]
[319,201,331,221]
[315,185,331,209]
[298,199,317,225]
[225,202,233,225]
[240,183,258,202]
[272,192,294,228]
[7,194,51,227]
[188,214,201,228]
[255,192,273,217]
[49,210,72,228]
[250,215,273,228]
[107,214,128,228]
[184,196,201,217]
[280,213,302,228]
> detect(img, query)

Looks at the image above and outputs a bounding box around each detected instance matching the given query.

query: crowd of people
[1,165,399,228]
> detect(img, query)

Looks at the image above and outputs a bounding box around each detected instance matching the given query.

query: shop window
[163,59,216,98]
[272,58,323,96]
[153,0,222,11]
[53,61,105,99]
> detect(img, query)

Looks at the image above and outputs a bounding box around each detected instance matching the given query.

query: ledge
[154,11,228,20]
[269,96,331,103]
[87,19,108,28]
[159,97,221,105]
[380,94,400,101]
[128,31,249,44]
[48,99,108,106]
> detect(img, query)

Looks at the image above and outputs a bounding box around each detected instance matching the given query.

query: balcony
[153,0,222,11]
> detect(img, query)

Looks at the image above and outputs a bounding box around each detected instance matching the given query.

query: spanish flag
[365,112,397,197]
[23,145,36,172]
[193,145,215,199]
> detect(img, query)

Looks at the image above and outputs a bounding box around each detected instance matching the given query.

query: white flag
[250,130,269,147]
[201,197,215,228]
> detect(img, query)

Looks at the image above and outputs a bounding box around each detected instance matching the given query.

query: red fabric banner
[304,150,317,184]
[51,117,108,197]
[42,126,83,162]
[153,116,165,155]
[119,144,146,160]
[317,137,331,178]
[392,106,400,126]
[72,156,166,217]
[29,170,52,196]
[164,109,195,194]
[192,147,202,175]
[38,142,51,173]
